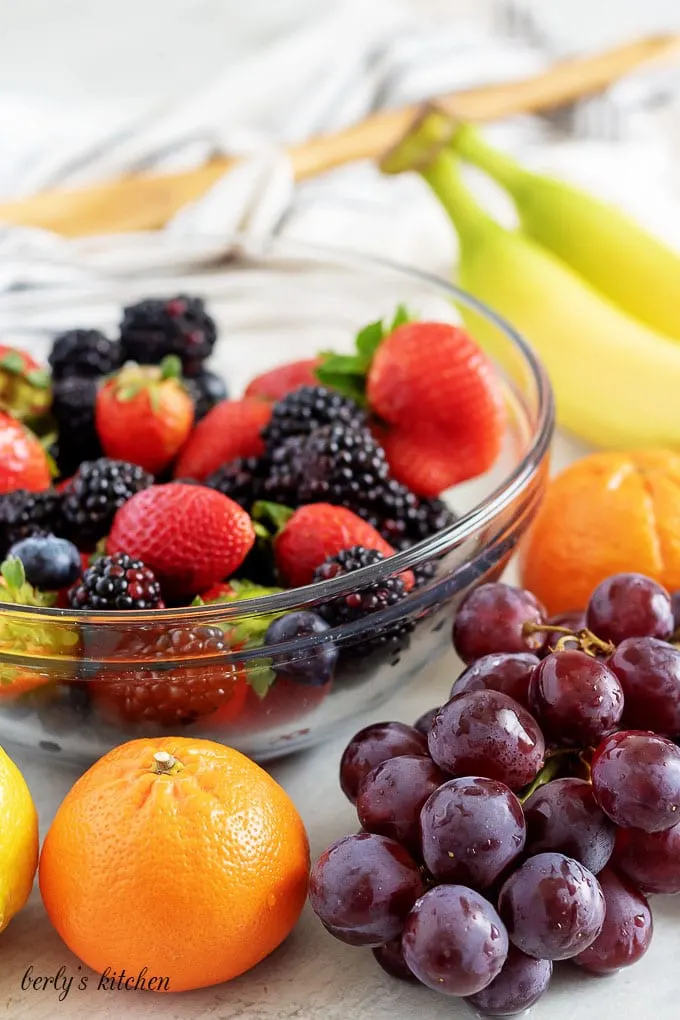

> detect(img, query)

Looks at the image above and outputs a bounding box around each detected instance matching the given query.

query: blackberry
[0,489,63,557]
[119,295,217,374]
[262,385,365,452]
[297,423,390,508]
[69,552,163,610]
[184,369,227,421]
[369,485,457,551]
[51,376,102,476]
[62,458,153,548]
[48,329,122,380]
[206,456,269,512]
[314,546,413,659]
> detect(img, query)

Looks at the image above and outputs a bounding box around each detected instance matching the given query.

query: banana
[450,123,680,341]
[382,125,680,449]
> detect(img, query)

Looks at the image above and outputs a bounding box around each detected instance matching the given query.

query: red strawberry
[198,581,236,603]
[0,412,51,493]
[366,322,505,496]
[107,483,255,596]
[95,356,194,474]
[274,503,399,588]
[0,344,51,421]
[91,625,246,726]
[231,678,331,735]
[244,358,322,402]
[173,398,271,481]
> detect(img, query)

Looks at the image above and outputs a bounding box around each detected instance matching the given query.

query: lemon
[0,745,38,931]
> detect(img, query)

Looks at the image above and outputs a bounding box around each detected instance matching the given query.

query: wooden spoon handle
[2,33,679,238]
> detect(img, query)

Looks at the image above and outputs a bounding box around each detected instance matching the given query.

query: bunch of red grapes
[309,572,680,1017]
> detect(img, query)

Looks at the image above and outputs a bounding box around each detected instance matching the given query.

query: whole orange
[39,737,309,993]
[519,449,680,615]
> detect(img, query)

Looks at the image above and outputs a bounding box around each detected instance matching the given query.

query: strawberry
[95,356,194,475]
[244,358,322,402]
[0,344,51,421]
[367,322,505,495]
[0,412,51,493]
[107,482,255,596]
[318,309,505,497]
[274,503,399,588]
[231,678,331,735]
[91,624,246,726]
[173,398,271,481]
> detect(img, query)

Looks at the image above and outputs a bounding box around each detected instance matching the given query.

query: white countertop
[1,435,679,1020]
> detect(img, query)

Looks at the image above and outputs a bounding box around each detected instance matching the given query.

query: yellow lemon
[0,745,38,931]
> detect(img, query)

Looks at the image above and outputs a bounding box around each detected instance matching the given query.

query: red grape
[573,866,653,975]
[356,754,447,856]
[309,832,424,947]
[586,573,673,645]
[452,583,547,664]
[402,884,509,996]
[452,652,539,708]
[612,822,680,894]
[464,946,552,1016]
[420,777,525,889]
[413,706,440,736]
[608,637,680,737]
[591,730,680,832]
[339,722,428,803]
[527,649,623,747]
[672,590,680,631]
[372,939,416,982]
[428,690,545,791]
[498,853,605,961]
[523,778,616,874]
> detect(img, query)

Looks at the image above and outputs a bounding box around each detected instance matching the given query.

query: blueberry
[8,534,82,590]
[264,611,338,686]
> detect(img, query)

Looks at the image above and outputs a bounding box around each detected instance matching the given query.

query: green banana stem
[420,150,500,249]
[381,111,502,247]
[450,124,528,196]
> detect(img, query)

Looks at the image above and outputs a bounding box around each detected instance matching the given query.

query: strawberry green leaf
[228,579,284,600]
[252,520,271,541]
[252,500,294,534]
[354,319,386,362]
[245,659,277,698]
[116,382,143,402]
[0,351,26,375]
[1,557,25,592]
[315,357,367,404]
[389,303,413,330]
[160,354,182,380]
[25,368,51,389]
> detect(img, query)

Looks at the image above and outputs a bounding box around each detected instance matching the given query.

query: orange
[39,737,310,993]
[519,449,680,615]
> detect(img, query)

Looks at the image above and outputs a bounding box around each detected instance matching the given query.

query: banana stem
[450,124,527,195]
[421,150,500,247]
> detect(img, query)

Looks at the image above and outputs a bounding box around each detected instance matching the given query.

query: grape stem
[522,622,615,658]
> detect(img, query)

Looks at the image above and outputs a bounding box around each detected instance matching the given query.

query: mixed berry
[309,572,680,1015]
[0,296,502,733]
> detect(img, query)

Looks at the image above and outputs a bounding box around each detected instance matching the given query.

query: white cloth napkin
[0,0,679,315]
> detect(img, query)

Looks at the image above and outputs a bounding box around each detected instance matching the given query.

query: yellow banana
[450,123,680,341]
[383,126,680,449]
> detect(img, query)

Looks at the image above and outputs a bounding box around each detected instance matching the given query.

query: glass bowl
[0,236,553,764]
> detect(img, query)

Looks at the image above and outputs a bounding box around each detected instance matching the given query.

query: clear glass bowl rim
[0,236,554,626]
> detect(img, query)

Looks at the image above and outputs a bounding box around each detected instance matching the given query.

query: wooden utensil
[1,33,679,238]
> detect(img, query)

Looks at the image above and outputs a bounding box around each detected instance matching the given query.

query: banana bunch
[382,116,680,449]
